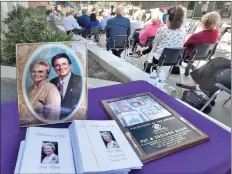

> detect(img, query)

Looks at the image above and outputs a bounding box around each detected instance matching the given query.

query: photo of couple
[17,42,87,126]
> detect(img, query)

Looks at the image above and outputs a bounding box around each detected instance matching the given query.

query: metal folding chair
[144,47,186,84]
[132,36,155,66]
[88,26,100,41]
[110,35,129,60]
[184,43,218,76]
[200,69,231,111]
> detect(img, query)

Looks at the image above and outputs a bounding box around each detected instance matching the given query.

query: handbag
[181,90,212,114]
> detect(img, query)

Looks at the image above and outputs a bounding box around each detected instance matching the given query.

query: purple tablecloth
[1,81,231,174]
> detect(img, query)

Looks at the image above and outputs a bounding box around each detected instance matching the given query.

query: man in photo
[50,53,82,120]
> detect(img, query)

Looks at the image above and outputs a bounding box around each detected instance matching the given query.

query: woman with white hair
[130,9,144,37]
[183,11,221,76]
[101,132,119,149]
[130,8,164,56]
[139,9,164,46]
[27,60,61,120]
[41,143,59,164]
[143,8,156,28]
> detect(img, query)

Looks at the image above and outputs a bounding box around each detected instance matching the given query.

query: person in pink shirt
[139,12,164,45]
[130,8,164,56]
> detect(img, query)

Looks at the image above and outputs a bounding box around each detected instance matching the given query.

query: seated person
[99,11,111,31]
[136,9,164,56]
[86,13,99,36]
[143,9,154,29]
[78,9,90,29]
[141,9,146,21]
[48,10,54,22]
[144,7,186,72]
[105,6,130,57]
[162,7,168,24]
[74,11,82,20]
[130,9,144,38]
[97,11,103,21]
[53,11,63,25]
[183,12,221,75]
[177,57,231,99]
[130,8,164,55]
[63,10,86,37]
[182,7,188,28]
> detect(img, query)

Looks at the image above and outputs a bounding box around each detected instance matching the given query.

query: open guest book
[14,120,143,174]
[101,92,210,163]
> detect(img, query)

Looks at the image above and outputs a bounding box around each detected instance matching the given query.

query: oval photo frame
[22,43,85,123]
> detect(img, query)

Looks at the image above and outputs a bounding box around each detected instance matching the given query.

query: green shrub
[1,4,74,66]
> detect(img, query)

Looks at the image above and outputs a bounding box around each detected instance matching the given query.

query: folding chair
[200,69,231,111]
[129,28,143,51]
[132,36,155,66]
[184,43,218,76]
[110,35,129,60]
[88,26,100,41]
[144,47,186,84]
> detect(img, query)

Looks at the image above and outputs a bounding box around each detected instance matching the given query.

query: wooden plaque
[101,92,209,163]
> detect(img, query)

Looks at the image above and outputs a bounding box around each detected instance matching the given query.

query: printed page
[74,120,143,172]
[73,121,100,173]
[19,127,75,174]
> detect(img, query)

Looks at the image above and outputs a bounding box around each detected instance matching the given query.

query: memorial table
[1,81,231,174]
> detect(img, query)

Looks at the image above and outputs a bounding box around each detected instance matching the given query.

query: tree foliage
[1,4,74,66]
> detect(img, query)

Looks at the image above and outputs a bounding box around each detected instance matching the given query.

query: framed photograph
[101,92,209,163]
[17,41,87,127]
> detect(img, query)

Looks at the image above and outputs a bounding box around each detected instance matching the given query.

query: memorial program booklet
[15,120,143,174]
[101,92,210,163]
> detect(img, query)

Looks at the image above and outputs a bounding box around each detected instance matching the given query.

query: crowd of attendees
[47,5,230,102]
[48,5,223,75]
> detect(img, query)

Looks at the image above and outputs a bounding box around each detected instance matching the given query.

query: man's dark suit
[105,16,131,57]
[50,73,82,120]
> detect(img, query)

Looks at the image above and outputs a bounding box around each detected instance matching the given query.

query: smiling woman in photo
[27,60,61,120]
[101,132,119,149]
[41,143,59,164]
